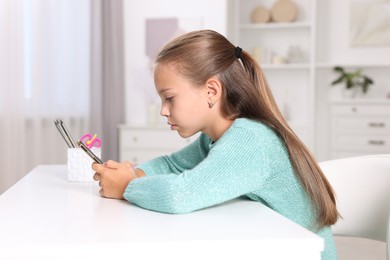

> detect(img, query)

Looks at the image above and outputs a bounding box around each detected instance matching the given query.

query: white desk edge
[0,165,324,260]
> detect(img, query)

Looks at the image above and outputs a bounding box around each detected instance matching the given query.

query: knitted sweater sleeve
[135,133,211,176]
[123,125,276,214]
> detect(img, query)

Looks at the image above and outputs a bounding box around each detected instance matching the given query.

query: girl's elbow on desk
[123,184,198,214]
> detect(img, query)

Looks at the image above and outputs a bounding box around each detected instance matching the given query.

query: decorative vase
[342,87,364,99]
[271,0,298,23]
[251,5,271,24]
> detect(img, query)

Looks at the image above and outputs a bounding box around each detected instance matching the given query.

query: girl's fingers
[122,161,132,169]
[93,172,101,181]
[103,160,122,169]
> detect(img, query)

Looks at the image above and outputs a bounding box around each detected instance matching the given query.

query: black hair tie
[235,46,243,59]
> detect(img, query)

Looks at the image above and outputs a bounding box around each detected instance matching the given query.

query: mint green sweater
[124,118,337,259]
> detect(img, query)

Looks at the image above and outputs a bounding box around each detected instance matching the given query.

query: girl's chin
[175,128,192,138]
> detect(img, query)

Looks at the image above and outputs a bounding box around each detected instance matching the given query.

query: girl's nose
[160,104,169,117]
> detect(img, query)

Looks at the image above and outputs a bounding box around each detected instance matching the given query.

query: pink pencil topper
[80,133,102,149]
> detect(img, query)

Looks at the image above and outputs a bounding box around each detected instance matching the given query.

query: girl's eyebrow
[158,88,173,95]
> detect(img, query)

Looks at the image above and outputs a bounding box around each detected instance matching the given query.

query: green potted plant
[331,66,374,97]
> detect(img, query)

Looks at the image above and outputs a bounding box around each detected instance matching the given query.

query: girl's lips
[168,122,177,130]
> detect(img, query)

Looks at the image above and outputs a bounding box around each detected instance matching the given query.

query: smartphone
[77,140,103,164]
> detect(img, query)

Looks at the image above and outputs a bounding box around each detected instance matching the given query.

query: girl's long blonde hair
[156,29,339,229]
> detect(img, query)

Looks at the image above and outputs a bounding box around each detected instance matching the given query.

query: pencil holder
[67,148,101,182]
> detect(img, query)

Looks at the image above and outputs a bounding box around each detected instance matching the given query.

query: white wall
[123,0,227,125]
[316,0,390,64]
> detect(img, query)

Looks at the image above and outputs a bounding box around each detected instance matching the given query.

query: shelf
[316,63,390,69]
[240,22,311,30]
[261,64,310,70]
[330,99,390,105]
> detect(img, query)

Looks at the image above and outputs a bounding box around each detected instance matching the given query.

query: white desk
[0,165,323,260]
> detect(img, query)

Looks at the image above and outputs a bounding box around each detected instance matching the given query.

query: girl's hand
[92,160,138,199]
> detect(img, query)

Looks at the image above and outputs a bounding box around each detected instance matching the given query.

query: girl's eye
[165,96,173,102]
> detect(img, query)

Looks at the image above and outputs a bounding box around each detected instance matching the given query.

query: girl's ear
[205,77,222,101]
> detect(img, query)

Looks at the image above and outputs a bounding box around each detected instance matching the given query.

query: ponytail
[238,48,340,229]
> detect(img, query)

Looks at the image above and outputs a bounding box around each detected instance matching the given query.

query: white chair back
[387,212,390,258]
[319,155,390,242]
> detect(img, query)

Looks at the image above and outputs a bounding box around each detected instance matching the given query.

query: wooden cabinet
[330,101,390,158]
[118,125,198,164]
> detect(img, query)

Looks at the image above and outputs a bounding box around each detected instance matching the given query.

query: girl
[92,29,339,259]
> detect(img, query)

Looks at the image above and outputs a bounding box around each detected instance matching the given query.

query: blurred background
[1,0,389,194]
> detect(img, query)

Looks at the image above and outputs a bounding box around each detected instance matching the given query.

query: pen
[59,119,77,148]
[54,119,73,148]
[54,119,77,148]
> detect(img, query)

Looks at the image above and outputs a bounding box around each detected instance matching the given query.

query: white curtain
[0,0,92,193]
[91,0,125,162]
